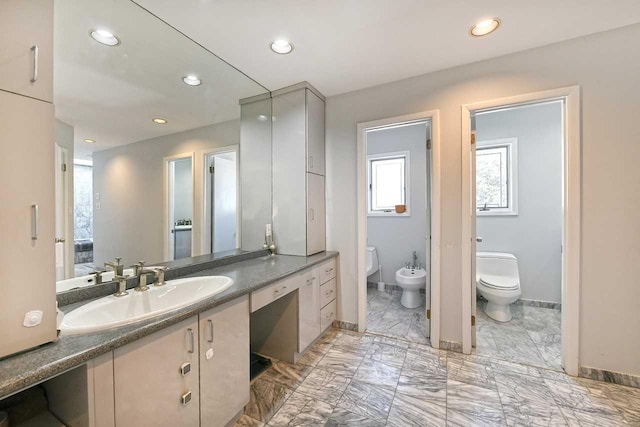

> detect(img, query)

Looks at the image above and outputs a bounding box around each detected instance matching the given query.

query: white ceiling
[54,0,267,159]
[133,0,640,97]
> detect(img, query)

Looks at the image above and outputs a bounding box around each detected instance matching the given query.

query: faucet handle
[113,275,130,297]
[115,257,122,265]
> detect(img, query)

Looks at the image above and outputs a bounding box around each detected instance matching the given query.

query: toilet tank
[366,246,379,276]
[476,252,519,279]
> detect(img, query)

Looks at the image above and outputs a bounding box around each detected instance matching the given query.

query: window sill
[477,210,518,217]
[367,211,411,218]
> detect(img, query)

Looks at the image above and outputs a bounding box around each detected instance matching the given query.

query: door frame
[54,143,73,279]
[163,152,196,262]
[201,145,241,255]
[357,110,442,348]
[461,86,581,375]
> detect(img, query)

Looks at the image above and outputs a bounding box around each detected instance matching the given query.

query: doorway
[54,143,70,280]
[357,110,441,348]
[164,153,195,261]
[202,146,240,255]
[461,87,581,375]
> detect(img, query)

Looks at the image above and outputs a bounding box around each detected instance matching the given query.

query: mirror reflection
[54,0,271,292]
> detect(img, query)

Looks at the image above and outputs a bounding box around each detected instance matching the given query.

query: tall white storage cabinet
[272,82,326,256]
[0,0,56,359]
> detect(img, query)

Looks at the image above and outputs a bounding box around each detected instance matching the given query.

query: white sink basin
[60,276,233,335]
[56,267,162,293]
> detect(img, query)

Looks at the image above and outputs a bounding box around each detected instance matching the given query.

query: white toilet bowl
[395,267,426,308]
[476,252,521,322]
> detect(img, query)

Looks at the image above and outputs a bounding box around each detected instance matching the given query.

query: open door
[470,124,478,347]
[54,143,68,280]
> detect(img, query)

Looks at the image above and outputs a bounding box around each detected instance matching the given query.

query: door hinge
[426,309,431,320]
[471,132,476,145]
[426,138,432,150]
[471,315,476,326]
[61,163,67,172]
[209,165,214,173]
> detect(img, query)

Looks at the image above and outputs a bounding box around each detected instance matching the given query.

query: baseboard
[514,299,562,310]
[367,282,427,294]
[439,340,463,353]
[579,366,640,389]
[332,320,358,332]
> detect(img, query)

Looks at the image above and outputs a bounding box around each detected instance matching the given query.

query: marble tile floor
[235,328,640,427]
[475,300,562,371]
[366,286,429,345]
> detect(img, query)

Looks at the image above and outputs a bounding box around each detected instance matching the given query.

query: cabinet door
[306,90,325,175]
[199,295,250,427]
[0,90,56,358]
[298,270,321,351]
[306,173,326,255]
[0,0,53,102]
[114,317,200,427]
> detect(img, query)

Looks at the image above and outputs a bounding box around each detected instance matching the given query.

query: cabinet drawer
[318,259,336,284]
[251,274,300,313]
[320,299,336,331]
[320,278,336,308]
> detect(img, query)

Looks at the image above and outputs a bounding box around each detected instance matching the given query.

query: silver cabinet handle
[306,277,316,286]
[31,204,39,240]
[187,328,194,353]
[31,46,39,83]
[325,267,333,273]
[476,237,483,243]
[55,237,65,243]
[207,320,214,343]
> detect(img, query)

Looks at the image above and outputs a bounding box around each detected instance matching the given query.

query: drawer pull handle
[325,268,333,273]
[31,204,39,240]
[325,289,334,296]
[207,319,214,343]
[274,286,287,295]
[31,45,39,83]
[187,328,195,353]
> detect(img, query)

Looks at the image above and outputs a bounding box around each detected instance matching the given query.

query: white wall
[213,153,237,252]
[93,119,238,267]
[366,123,429,285]
[476,102,562,303]
[326,23,640,375]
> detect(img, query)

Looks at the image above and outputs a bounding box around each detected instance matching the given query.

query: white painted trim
[201,145,241,255]
[357,110,442,349]
[460,87,581,376]
[162,152,196,262]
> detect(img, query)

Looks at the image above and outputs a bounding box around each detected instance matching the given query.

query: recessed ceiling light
[270,39,294,55]
[182,75,202,86]
[257,114,268,121]
[470,18,501,37]
[83,139,96,143]
[152,118,168,124]
[90,29,120,46]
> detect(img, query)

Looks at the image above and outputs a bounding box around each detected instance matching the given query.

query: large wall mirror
[54,0,272,293]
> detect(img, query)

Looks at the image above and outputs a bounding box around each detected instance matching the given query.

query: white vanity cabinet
[0,90,56,359]
[298,269,321,352]
[113,317,200,427]
[199,295,250,427]
[272,82,326,256]
[0,0,54,103]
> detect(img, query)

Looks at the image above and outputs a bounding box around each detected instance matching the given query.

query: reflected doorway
[165,154,194,261]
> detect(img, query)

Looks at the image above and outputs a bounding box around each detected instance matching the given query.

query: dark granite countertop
[0,251,338,399]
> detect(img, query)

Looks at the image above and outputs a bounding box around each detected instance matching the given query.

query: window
[367,151,410,216]
[476,138,518,215]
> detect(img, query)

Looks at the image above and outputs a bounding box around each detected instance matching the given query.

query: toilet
[476,252,521,322]
[365,246,379,278]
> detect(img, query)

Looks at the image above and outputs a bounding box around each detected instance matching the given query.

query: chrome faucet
[105,257,124,277]
[152,266,168,287]
[131,261,154,292]
[91,269,106,284]
[114,275,130,297]
[412,251,418,269]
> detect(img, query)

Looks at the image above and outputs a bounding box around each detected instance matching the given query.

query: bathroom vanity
[0,252,339,427]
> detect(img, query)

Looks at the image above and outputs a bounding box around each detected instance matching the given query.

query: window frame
[367,150,411,217]
[476,138,518,216]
